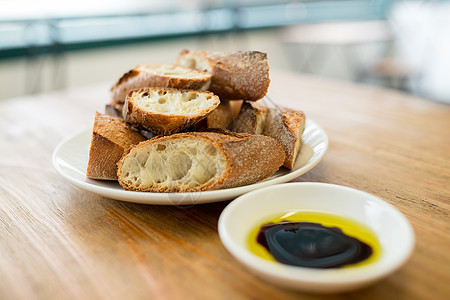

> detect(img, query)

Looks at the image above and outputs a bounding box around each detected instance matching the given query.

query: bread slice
[117,131,285,192]
[110,63,212,105]
[230,102,306,169]
[230,101,269,134]
[176,50,270,101]
[86,112,146,180]
[123,87,220,135]
[205,100,234,129]
[193,100,243,130]
[264,108,306,169]
[229,100,243,119]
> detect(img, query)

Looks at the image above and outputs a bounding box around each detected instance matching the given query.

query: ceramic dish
[218,182,415,293]
[52,118,328,205]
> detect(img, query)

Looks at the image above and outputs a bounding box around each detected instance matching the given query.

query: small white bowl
[218,182,415,293]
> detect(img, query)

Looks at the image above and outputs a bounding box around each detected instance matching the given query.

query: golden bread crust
[123,88,220,135]
[177,50,270,101]
[230,102,306,169]
[265,108,306,169]
[205,100,235,129]
[191,100,242,131]
[110,63,211,105]
[116,131,284,192]
[231,101,269,134]
[86,112,146,180]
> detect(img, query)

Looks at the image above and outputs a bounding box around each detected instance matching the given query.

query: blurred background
[1,0,449,103]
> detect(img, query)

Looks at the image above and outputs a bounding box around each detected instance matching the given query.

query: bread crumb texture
[117,131,284,192]
[130,89,218,115]
[118,134,226,192]
[124,88,221,135]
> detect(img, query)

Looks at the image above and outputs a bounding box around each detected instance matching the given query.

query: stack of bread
[86,50,306,192]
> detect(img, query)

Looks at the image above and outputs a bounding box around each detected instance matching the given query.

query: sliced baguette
[110,63,212,105]
[194,100,243,130]
[205,100,234,129]
[117,131,285,192]
[231,101,306,169]
[229,100,243,119]
[176,50,270,101]
[123,87,220,135]
[265,108,306,169]
[86,112,146,180]
[230,101,269,134]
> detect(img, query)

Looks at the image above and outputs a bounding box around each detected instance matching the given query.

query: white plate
[218,183,415,293]
[52,118,328,205]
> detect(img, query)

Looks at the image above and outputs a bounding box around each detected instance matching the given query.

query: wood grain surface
[0,71,449,300]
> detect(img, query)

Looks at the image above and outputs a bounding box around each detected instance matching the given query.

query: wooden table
[1,71,449,299]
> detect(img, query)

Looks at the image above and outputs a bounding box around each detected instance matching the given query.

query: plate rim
[52,118,329,205]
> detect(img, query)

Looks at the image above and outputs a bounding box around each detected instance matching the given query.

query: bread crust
[86,133,124,180]
[176,50,270,101]
[116,131,284,192]
[231,101,269,134]
[123,87,220,135]
[110,63,212,105]
[229,100,243,119]
[205,100,234,129]
[265,108,306,169]
[86,112,146,180]
[191,100,243,130]
[218,132,285,188]
[230,102,306,169]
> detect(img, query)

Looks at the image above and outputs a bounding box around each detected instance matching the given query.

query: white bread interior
[119,137,226,190]
[127,89,218,116]
[177,55,212,73]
